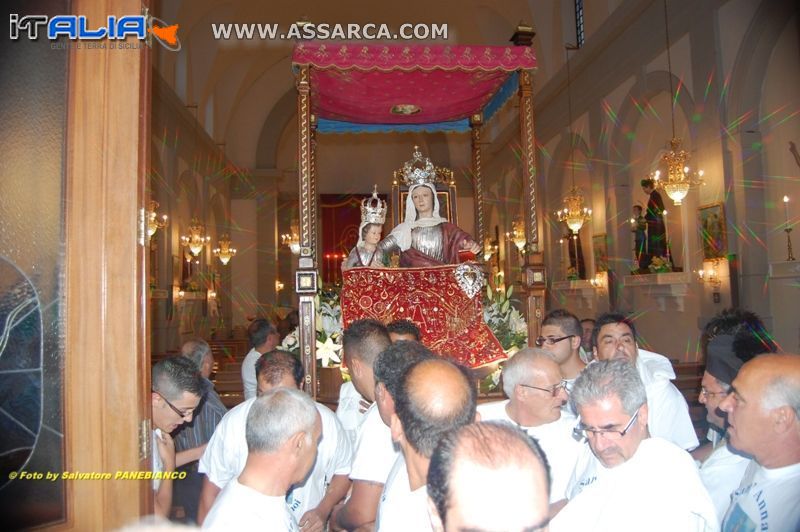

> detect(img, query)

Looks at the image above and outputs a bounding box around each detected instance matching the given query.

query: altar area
[288,41,548,393]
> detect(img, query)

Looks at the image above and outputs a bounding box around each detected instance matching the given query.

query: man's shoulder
[219,397,256,426]
[476,400,510,421]
[637,349,676,382]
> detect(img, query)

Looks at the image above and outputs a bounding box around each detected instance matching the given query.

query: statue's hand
[461,239,482,254]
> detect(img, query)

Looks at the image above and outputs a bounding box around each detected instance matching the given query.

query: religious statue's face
[411,186,434,217]
[364,224,382,245]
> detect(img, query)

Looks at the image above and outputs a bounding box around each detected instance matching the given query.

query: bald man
[477,348,581,502]
[427,421,551,531]
[719,354,800,531]
[377,358,477,531]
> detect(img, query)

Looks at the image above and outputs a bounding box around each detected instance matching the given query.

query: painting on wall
[699,203,727,259]
[593,234,609,273]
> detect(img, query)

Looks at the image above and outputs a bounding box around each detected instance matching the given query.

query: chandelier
[555,44,591,235]
[281,225,301,255]
[556,187,592,234]
[650,0,704,206]
[506,217,527,253]
[213,234,237,265]
[180,219,211,256]
[146,200,168,238]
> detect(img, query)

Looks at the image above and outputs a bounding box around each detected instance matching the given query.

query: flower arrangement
[280,287,343,368]
[648,256,673,274]
[482,277,528,391]
[566,266,580,281]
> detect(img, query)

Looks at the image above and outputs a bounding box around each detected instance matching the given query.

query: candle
[663,209,671,263]
[784,195,790,227]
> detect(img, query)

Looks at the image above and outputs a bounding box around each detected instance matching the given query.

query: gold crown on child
[361,185,387,225]
[395,146,453,187]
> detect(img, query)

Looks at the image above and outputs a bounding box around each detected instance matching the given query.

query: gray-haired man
[551,359,717,531]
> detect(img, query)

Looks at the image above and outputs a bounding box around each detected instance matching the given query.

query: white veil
[388,183,447,251]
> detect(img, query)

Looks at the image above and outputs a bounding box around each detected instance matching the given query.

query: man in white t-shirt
[591,312,699,451]
[551,359,717,531]
[537,309,586,392]
[198,350,352,529]
[427,421,551,532]
[477,348,581,502]
[719,354,800,531]
[203,388,321,531]
[378,356,477,532]
[150,356,204,518]
[330,319,393,531]
[241,319,280,400]
[695,309,775,520]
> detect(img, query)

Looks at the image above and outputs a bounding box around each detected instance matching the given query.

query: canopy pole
[518,69,546,344]
[470,113,486,247]
[310,114,319,259]
[295,64,317,398]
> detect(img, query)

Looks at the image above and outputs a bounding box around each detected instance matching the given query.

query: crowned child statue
[378,147,481,267]
[342,186,388,271]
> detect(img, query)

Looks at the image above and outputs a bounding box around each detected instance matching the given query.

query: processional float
[291,42,547,396]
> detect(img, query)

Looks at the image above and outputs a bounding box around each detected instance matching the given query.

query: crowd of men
[148,308,800,531]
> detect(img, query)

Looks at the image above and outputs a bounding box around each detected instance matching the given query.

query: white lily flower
[316,337,342,367]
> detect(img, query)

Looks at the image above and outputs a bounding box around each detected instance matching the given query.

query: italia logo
[9,13,181,51]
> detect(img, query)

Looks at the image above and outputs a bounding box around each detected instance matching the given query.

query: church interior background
[0,0,798,528]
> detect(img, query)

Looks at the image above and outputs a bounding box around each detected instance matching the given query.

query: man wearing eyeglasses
[591,312,699,451]
[537,309,586,393]
[550,359,717,531]
[151,356,205,517]
[695,308,775,521]
[477,348,581,502]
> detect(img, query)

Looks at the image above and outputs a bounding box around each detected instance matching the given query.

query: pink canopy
[292,43,537,126]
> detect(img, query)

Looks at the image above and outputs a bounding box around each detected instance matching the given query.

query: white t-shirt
[477,400,582,502]
[637,349,699,451]
[722,459,800,532]
[202,479,299,531]
[375,454,432,531]
[555,437,718,531]
[336,381,368,449]
[152,429,163,491]
[699,440,750,522]
[349,403,399,484]
[199,398,352,521]
[241,348,261,400]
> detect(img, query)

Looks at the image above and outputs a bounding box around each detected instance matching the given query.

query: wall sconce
[695,258,724,288]
[213,234,237,265]
[281,225,301,255]
[506,218,527,254]
[590,271,608,291]
[483,237,499,262]
[177,289,185,299]
[180,218,211,256]
[207,290,217,300]
[275,280,285,292]
[146,200,168,238]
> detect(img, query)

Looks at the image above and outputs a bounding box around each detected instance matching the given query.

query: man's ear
[772,405,797,434]
[570,335,582,351]
[390,412,404,443]
[638,403,649,429]
[288,430,306,456]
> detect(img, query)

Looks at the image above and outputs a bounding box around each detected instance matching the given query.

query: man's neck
[238,454,293,497]
[757,436,800,469]
[402,446,431,491]
[506,400,551,428]
[560,352,586,380]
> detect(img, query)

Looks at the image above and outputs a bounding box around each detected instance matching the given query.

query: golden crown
[361,185,387,225]
[394,146,453,187]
